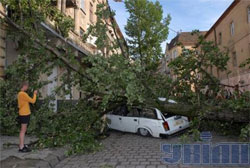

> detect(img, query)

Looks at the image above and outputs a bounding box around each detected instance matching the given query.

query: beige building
[205,0,250,91]
[53,0,124,55]
[159,32,203,77]
[0,0,124,110]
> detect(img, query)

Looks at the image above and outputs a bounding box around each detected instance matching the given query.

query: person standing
[17,81,37,152]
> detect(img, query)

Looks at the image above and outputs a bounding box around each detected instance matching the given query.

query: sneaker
[19,146,31,153]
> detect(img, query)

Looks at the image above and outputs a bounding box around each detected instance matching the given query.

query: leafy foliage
[0,0,249,155]
[240,58,250,69]
[0,0,172,154]
[168,31,230,105]
[35,101,103,155]
[125,0,171,70]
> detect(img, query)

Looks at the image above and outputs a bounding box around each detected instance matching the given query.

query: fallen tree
[157,103,250,123]
[0,0,249,154]
[1,0,248,123]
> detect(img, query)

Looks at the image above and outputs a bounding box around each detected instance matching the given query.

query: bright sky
[109,0,234,52]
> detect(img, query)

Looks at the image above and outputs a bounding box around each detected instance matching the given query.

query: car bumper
[159,125,190,138]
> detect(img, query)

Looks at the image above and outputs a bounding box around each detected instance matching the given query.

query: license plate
[174,120,183,126]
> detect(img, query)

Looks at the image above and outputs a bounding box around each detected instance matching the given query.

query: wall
[162,45,193,77]
[205,0,250,91]
[0,0,124,103]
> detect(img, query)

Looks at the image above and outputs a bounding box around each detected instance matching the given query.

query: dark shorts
[18,115,30,124]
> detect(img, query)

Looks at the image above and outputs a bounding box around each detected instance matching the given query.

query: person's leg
[19,124,27,149]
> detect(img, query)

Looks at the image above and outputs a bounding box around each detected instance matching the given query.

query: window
[230,21,235,36]
[80,0,84,10]
[127,108,140,117]
[80,28,84,37]
[173,50,178,58]
[89,2,94,23]
[112,105,128,116]
[64,84,71,100]
[248,6,250,23]
[218,32,222,45]
[175,50,178,57]
[232,51,237,67]
[141,108,157,119]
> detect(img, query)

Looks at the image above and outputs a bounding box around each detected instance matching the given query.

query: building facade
[205,0,250,91]
[0,0,124,110]
[159,32,203,78]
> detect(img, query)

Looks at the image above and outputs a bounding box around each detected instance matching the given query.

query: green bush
[0,75,103,154]
[35,101,103,155]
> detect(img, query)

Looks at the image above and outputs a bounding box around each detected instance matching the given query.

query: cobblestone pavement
[0,136,67,168]
[55,130,248,168]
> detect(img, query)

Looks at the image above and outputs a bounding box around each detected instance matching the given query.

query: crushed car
[106,104,190,138]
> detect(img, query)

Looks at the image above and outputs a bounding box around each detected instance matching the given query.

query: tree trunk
[157,103,250,123]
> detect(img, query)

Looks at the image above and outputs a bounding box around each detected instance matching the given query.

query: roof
[167,32,206,50]
[204,0,240,38]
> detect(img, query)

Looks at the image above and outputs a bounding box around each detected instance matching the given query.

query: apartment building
[0,0,124,110]
[205,0,250,91]
[54,0,123,55]
[159,32,203,77]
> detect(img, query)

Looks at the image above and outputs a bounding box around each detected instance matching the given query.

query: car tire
[138,128,150,137]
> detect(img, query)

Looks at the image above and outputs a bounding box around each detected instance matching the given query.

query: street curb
[35,148,67,168]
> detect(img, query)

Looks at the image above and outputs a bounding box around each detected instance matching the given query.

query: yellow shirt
[18,91,37,116]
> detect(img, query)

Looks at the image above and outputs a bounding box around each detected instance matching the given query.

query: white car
[106,106,190,138]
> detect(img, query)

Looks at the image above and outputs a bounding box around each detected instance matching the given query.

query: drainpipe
[74,1,80,35]
[212,27,220,78]
[213,28,217,45]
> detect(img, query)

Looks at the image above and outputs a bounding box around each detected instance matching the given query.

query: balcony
[51,0,77,8]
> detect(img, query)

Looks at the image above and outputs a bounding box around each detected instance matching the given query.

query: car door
[108,114,123,131]
[106,105,129,131]
[106,109,124,131]
[122,108,140,133]
[139,108,163,136]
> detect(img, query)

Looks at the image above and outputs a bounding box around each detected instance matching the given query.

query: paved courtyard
[55,130,248,168]
[0,136,67,168]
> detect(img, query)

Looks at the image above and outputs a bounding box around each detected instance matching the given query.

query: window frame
[140,108,158,120]
[218,32,222,45]
[230,21,235,36]
[248,6,250,23]
[126,108,140,117]
[80,27,84,37]
[232,51,237,67]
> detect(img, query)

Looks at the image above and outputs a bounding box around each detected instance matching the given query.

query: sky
[109,0,234,52]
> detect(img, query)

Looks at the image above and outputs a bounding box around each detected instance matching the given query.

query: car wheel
[138,128,150,137]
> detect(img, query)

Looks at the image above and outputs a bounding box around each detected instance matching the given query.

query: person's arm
[22,92,37,104]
